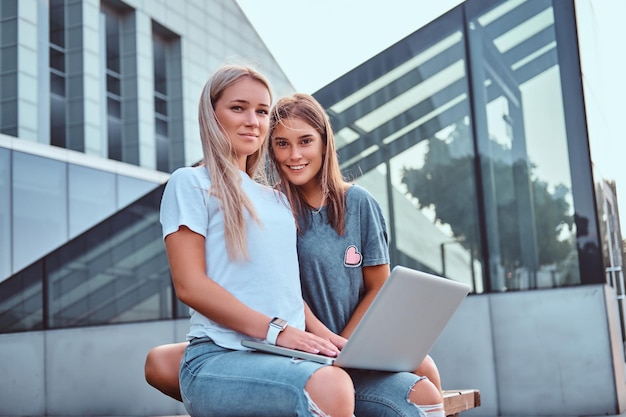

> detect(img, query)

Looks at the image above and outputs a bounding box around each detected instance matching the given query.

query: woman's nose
[290,147,302,160]
[244,111,259,126]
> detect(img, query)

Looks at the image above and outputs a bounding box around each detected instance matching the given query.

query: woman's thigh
[180,338,326,417]
[349,369,426,417]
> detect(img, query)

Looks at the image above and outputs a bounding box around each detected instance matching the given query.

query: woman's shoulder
[169,165,210,184]
[346,183,376,202]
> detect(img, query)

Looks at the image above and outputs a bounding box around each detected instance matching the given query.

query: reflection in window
[469,0,579,290]
[13,152,68,273]
[68,165,116,238]
[117,175,159,209]
[153,23,183,173]
[102,4,123,162]
[49,0,67,148]
[153,29,169,172]
[47,184,172,328]
[101,1,137,165]
[0,149,10,281]
[0,0,18,136]
[323,13,484,294]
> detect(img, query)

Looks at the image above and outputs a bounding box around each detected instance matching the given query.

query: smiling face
[271,117,326,199]
[213,76,271,170]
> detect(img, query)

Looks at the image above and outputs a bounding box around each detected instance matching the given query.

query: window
[101,1,138,164]
[0,0,18,136]
[466,0,580,290]
[0,148,10,281]
[13,152,68,273]
[49,0,67,148]
[316,9,484,293]
[152,23,183,172]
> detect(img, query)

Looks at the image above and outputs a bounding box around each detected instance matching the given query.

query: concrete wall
[0,320,188,416]
[431,283,626,416]
[1,284,625,416]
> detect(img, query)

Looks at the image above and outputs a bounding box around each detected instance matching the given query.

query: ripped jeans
[180,337,328,417]
[349,368,429,417]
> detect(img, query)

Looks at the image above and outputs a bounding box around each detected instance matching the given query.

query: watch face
[271,318,287,329]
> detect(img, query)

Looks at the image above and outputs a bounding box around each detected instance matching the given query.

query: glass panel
[155,117,167,136]
[106,73,120,96]
[50,93,66,147]
[324,11,484,293]
[50,72,65,96]
[117,175,159,208]
[49,0,65,48]
[153,35,167,95]
[0,97,17,130]
[0,148,10,281]
[0,71,17,98]
[107,96,121,117]
[0,0,17,18]
[388,31,482,293]
[105,12,120,73]
[68,165,116,238]
[156,134,169,172]
[13,152,68,273]
[107,115,122,161]
[49,47,65,72]
[468,0,578,291]
[47,185,172,327]
[0,18,17,45]
[0,261,44,332]
[0,45,17,72]
[154,96,167,116]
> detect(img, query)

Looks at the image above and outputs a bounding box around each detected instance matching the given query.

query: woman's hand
[276,326,341,357]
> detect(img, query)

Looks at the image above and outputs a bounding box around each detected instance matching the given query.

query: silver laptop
[241,265,471,372]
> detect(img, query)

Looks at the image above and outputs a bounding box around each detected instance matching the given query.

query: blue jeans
[180,337,328,417]
[349,369,427,417]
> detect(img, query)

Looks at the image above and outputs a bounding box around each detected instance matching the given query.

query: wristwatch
[266,317,288,345]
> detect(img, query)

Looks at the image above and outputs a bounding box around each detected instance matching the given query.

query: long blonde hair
[267,93,347,235]
[198,64,272,261]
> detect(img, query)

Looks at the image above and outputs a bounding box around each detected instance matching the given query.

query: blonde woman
[161,65,354,417]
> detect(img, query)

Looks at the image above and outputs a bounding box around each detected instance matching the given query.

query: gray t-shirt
[297,185,389,334]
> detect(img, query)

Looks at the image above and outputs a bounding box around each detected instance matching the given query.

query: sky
[236,0,626,240]
[236,0,462,93]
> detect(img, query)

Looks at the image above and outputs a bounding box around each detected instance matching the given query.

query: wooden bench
[443,389,481,416]
[158,389,480,416]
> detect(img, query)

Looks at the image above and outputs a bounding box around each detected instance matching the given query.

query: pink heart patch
[344,245,362,267]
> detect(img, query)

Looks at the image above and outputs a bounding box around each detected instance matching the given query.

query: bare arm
[304,302,346,351]
[165,225,338,354]
[340,263,390,338]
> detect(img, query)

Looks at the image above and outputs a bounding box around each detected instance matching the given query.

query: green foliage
[401,124,574,270]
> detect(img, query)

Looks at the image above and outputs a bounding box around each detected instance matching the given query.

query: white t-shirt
[160,166,305,349]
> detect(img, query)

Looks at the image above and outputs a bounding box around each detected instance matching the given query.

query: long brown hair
[267,93,347,235]
[198,64,272,260]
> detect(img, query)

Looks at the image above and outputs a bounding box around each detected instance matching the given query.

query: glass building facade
[316,0,612,295]
[0,0,295,334]
[0,0,623,345]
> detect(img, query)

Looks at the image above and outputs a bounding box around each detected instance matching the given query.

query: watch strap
[266,317,287,345]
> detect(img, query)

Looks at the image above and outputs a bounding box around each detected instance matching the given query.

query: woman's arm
[304,302,346,350]
[165,226,270,338]
[166,225,339,354]
[340,263,390,338]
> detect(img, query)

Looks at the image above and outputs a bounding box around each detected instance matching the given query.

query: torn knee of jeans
[407,375,427,398]
[304,389,333,417]
[407,377,445,417]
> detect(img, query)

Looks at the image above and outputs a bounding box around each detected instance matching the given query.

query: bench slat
[443,389,481,416]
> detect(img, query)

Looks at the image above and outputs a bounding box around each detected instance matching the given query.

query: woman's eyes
[229,106,268,115]
[273,137,314,148]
